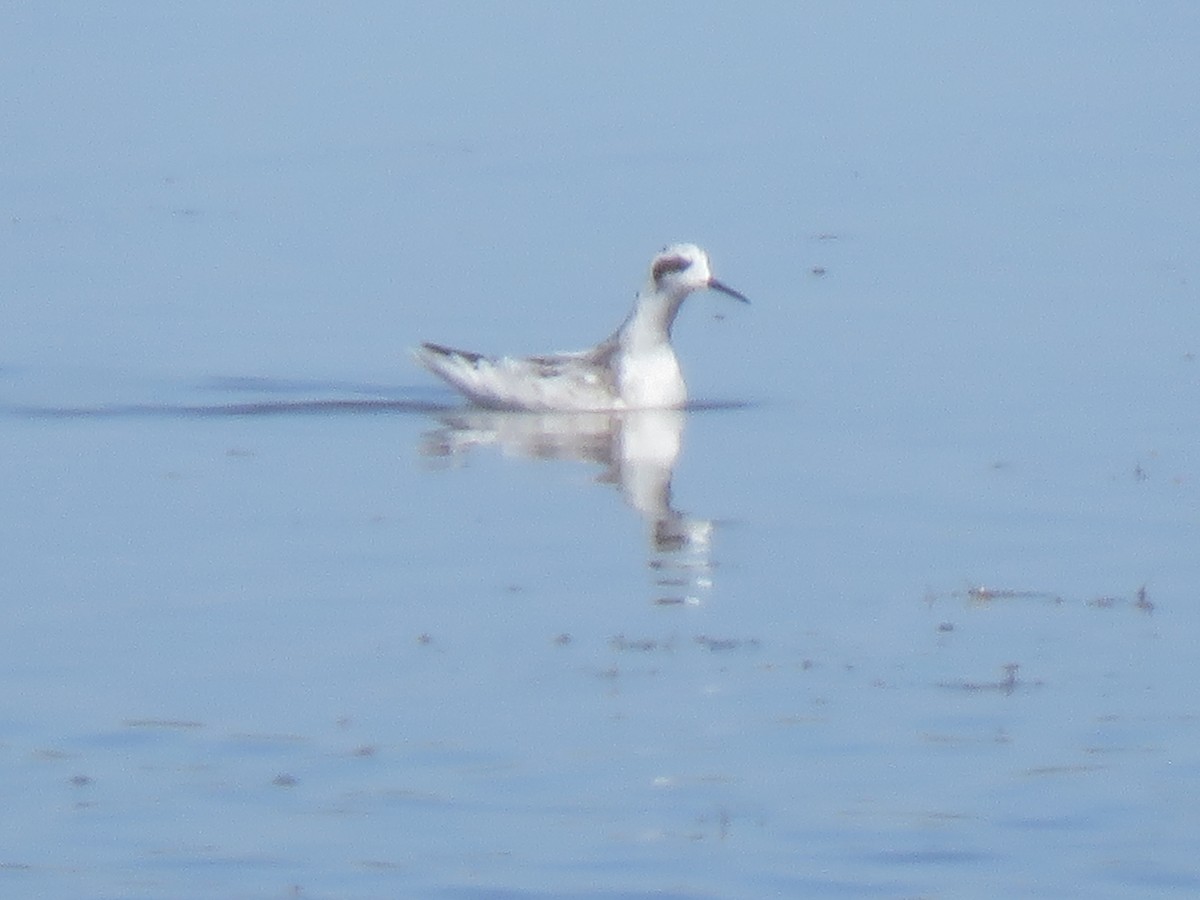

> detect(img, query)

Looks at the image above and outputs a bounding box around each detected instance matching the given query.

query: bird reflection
[420,409,714,605]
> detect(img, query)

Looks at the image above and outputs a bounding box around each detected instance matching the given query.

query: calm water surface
[3,4,1200,898]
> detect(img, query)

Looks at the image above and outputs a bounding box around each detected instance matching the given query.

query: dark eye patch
[652,255,691,281]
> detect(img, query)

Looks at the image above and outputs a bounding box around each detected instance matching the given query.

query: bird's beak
[708,278,750,304]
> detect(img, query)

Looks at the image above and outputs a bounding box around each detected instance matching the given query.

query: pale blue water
[3,4,1200,898]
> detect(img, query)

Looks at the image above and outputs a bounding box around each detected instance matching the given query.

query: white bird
[414,243,748,411]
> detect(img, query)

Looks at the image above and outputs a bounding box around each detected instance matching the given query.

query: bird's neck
[619,284,686,353]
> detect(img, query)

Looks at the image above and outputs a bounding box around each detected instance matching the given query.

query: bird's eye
[652,256,691,281]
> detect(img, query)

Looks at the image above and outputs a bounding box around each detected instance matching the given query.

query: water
[3,4,1200,898]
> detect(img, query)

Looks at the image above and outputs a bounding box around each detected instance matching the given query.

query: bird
[413,243,748,411]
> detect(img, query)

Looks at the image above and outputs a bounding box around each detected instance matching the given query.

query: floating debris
[122,719,204,730]
[609,634,671,653]
[694,635,761,652]
[965,586,1063,605]
[940,663,1036,695]
[1135,585,1155,614]
[928,584,1156,614]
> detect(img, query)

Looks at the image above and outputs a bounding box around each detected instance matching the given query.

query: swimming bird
[414,243,748,411]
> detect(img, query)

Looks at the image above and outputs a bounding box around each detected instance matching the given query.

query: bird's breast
[616,346,686,409]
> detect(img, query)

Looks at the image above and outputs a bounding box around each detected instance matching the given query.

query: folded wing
[414,341,622,411]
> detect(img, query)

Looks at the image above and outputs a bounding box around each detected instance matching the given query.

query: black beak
[708,278,751,304]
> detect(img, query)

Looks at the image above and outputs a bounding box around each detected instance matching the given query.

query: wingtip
[417,343,486,365]
[411,343,450,377]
